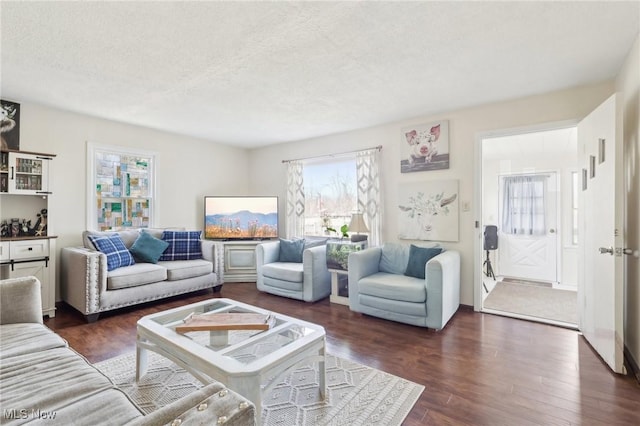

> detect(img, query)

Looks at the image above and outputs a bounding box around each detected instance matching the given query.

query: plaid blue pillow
[159,230,202,261]
[88,233,136,271]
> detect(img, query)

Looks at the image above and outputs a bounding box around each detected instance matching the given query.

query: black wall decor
[1,99,20,150]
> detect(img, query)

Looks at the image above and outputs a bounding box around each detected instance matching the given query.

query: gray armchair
[0,276,43,325]
[256,240,331,302]
[348,243,461,330]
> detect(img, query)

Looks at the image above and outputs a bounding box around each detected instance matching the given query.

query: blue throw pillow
[379,243,410,275]
[88,233,136,271]
[129,230,170,264]
[159,231,202,261]
[279,238,305,263]
[404,245,443,279]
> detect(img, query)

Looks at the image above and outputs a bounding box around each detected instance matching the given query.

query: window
[285,147,380,245]
[87,143,156,231]
[501,174,547,235]
[302,157,357,236]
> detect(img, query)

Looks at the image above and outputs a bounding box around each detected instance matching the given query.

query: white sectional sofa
[0,276,255,426]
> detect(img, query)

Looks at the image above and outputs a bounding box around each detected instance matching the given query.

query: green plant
[326,224,349,239]
[326,244,351,270]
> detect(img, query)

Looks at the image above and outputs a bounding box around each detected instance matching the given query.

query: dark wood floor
[45,283,640,425]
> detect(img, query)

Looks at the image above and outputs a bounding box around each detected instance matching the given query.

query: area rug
[95,351,424,426]
[484,281,578,325]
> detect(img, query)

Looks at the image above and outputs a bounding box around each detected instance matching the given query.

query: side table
[326,240,367,306]
[328,269,349,305]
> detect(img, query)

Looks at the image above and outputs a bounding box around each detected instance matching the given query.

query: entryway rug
[95,351,424,426]
[484,281,578,325]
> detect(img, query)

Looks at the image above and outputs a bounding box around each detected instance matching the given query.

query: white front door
[577,94,625,374]
[497,172,558,283]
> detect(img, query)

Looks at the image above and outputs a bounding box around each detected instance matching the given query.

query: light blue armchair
[256,240,331,302]
[348,243,460,330]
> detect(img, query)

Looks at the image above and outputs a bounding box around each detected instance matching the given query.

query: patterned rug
[95,351,424,425]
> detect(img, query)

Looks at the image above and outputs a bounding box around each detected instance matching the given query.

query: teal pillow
[130,230,170,264]
[279,238,305,263]
[404,245,443,279]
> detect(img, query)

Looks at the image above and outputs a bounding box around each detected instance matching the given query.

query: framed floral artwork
[397,179,459,242]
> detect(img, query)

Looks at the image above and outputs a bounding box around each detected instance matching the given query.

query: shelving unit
[1,150,52,195]
[0,149,57,318]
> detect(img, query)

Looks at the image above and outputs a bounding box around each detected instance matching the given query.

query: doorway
[477,126,578,328]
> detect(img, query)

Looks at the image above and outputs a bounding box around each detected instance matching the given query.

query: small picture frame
[10,218,20,238]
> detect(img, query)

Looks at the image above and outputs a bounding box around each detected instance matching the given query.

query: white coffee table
[136,298,326,417]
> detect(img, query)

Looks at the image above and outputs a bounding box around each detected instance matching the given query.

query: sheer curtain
[285,160,305,238]
[356,148,382,246]
[501,175,547,235]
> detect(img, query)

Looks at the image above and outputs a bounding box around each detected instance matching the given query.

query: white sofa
[61,229,224,322]
[0,276,256,426]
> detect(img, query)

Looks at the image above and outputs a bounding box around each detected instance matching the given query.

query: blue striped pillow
[159,231,202,261]
[88,233,136,271]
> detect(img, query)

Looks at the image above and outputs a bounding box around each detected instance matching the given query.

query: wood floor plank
[45,283,640,425]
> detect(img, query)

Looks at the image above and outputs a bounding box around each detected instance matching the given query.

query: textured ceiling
[1,2,638,148]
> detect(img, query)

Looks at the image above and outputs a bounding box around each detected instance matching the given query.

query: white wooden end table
[136,298,326,417]
[329,269,350,305]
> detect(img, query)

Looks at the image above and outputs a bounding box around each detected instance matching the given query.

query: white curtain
[356,148,382,246]
[501,175,546,235]
[285,160,305,238]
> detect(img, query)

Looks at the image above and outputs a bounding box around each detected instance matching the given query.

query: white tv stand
[222,240,263,282]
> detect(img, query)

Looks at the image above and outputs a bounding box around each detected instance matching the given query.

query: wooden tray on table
[175,312,276,333]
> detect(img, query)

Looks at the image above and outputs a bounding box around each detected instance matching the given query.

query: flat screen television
[204,196,279,240]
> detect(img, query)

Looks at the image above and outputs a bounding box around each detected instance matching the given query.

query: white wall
[248,81,614,305]
[616,34,640,374]
[12,102,250,298]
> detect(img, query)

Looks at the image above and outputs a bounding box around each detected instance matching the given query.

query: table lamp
[349,213,369,242]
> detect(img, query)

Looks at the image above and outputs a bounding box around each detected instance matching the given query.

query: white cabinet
[1,151,54,195]
[0,241,8,261]
[1,149,56,318]
[0,238,57,317]
[10,238,50,259]
[223,241,260,282]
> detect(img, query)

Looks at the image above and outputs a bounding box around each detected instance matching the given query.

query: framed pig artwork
[400,120,449,173]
